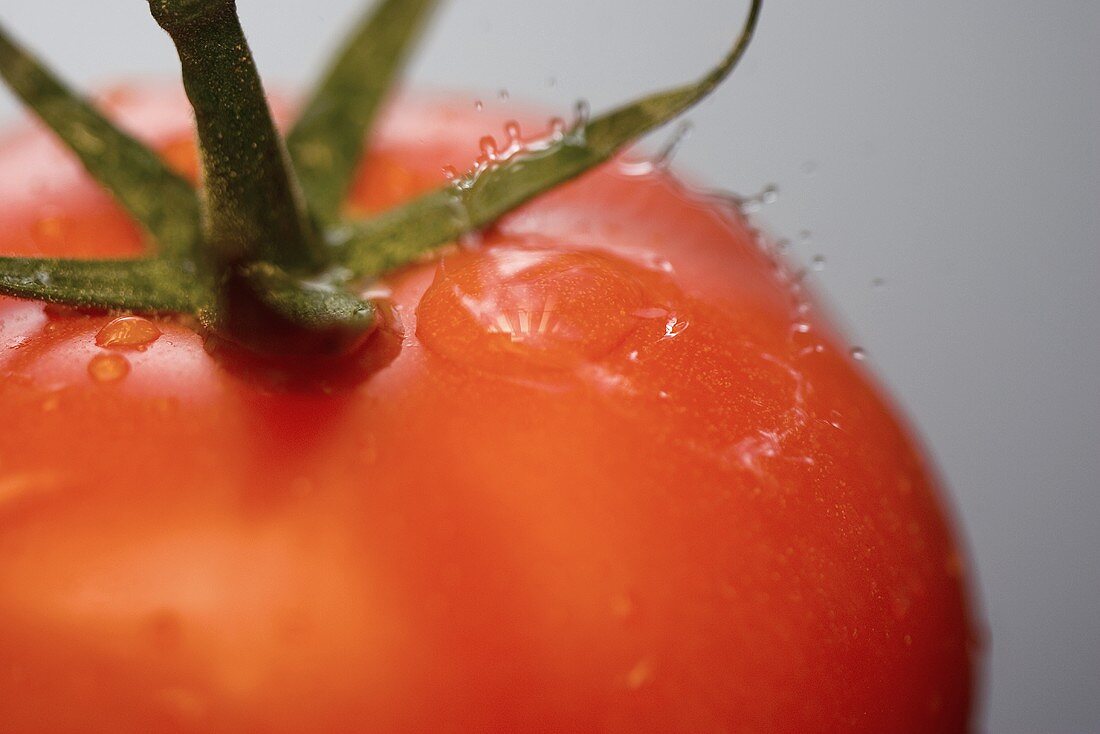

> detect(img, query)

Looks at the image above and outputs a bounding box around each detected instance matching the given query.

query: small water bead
[811,255,826,272]
[31,215,65,247]
[850,347,867,361]
[871,277,886,290]
[760,184,779,205]
[474,99,484,112]
[88,353,130,383]
[497,89,510,102]
[441,165,459,182]
[504,120,522,144]
[95,316,161,350]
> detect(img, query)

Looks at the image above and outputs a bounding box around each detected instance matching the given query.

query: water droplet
[811,255,826,272]
[504,120,522,144]
[87,353,130,383]
[441,165,459,181]
[611,593,634,619]
[31,214,65,247]
[95,316,161,350]
[850,347,867,361]
[760,184,779,204]
[497,88,510,102]
[871,277,886,289]
[473,99,484,112]
[418,246,672,372]
[626,659,654,689]
[798,229,813,244]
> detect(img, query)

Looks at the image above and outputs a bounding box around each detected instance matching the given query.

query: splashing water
[618,120,695,177]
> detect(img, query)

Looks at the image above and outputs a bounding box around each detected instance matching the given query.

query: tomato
[0,87,978,732]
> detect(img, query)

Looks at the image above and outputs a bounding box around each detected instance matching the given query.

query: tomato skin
[0,88,978,732]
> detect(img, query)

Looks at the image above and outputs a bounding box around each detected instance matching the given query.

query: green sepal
[289,0,442,225]
[207,262,377,355]
[336,0,762,277]
[0,24,201,257]
[0,256,206,313]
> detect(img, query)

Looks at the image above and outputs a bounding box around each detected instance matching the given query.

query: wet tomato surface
[0,88,978,732]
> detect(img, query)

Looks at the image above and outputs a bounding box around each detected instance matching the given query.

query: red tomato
[0,87,979,732]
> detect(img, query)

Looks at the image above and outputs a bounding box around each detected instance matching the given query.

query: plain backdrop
[1,1,1097,731]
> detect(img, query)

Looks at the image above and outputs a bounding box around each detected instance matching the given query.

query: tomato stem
[0,0,765,358]
[149,0,325,273]
[0,22,202,258]
[288,0,442,225]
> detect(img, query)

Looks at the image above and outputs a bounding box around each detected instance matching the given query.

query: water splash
[618,121,694,177]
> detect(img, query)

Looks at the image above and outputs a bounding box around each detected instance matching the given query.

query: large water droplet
[88,353,130,383]
[95,316,161,350]
[850,346,867,361]
[418,246,673,372]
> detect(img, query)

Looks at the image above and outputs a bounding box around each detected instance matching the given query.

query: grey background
[1,1,1097,730]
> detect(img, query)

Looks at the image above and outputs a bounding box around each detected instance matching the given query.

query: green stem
[336,0,763,277]
[148,0,324,272]
[0,256,205,313]
[288,0,442,225]
[0,23,201,257]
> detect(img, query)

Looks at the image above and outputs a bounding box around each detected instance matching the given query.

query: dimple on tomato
[0,2,979,732]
